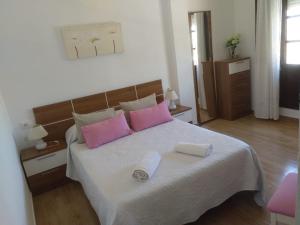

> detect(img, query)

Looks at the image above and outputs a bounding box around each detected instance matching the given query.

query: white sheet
[66,119,265,225]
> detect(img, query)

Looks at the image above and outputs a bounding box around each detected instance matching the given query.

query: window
[190,15,199,66]
[284,0,300,64]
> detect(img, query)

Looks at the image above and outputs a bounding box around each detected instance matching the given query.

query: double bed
[32,80,265,225]
[66,119,265,225]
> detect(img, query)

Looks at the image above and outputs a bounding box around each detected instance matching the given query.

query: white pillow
[73,108,115,144]
[120,94,157,112]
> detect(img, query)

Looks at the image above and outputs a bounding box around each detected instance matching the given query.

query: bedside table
[20,140,69,195]
[170,105,193,123]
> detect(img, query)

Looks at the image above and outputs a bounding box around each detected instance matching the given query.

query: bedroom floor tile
[33,115,299,225]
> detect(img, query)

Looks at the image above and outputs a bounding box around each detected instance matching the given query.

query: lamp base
[35,140,47,150]
[168,100,177,110]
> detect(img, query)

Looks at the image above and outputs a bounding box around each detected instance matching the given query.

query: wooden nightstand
[170,105,193,123]
[20,140,69,195]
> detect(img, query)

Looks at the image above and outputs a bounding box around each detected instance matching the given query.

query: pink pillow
[129,101,173,131]
[81,113,132,149]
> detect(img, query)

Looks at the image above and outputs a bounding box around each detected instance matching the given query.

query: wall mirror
[188,11,217,124]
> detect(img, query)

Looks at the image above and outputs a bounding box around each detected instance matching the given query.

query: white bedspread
[66,119,265,225]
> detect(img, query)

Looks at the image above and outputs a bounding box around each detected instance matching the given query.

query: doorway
[188,11,217,124]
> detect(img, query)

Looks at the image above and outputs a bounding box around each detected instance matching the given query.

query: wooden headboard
[33,80,164,141]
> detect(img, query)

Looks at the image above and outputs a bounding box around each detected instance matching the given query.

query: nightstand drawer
[173,110,193,123]
[28,165,68,195]
[228,59,250,75]
[23,149,67,176]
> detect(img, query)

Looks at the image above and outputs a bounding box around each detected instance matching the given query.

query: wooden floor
[33,115,299,225]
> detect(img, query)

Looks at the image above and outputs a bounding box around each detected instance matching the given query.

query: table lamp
[27,125,48,150]
[165,88,178,110]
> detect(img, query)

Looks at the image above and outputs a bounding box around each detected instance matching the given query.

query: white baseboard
[280,107,299,119]
[31,195,36,225]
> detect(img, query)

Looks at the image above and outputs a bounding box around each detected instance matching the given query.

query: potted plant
[226,34,240,59]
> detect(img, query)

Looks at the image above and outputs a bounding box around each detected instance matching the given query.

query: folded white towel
[174,143,213,157]
[132,151,161,182]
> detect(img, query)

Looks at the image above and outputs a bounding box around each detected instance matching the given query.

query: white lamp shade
[27,125,48,141]
[165,89,178,101]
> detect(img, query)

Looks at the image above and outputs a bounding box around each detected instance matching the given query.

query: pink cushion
[129,101,173,132]
[267,173,298,217]
[81,113,132,149]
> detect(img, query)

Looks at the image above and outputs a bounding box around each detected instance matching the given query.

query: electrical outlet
[20,121,31,128]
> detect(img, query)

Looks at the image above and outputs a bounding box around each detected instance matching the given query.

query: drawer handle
[37,154,56,161]
[174,113,185,117]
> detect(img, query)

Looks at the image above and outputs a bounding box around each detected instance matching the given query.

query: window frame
[281,0,300,65]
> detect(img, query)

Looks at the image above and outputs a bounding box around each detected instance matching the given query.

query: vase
[228,46,237,59]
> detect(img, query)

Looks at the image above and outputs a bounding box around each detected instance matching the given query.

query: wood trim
[205,11,214,61]
[136,80,163,98]
[280,0,288,66]
[192,65,201,123]
[215,61,231,118]
[169,105,192,116]
[215,58,252,120]
[33,101,73,125]
[188,11,217,124]
[21,141,69,195]
[32,80,164,141]
[156,95,164,103]
[72,93,108,114]
[106,86,137,107]
[202,61,217,118]
[21,140,67,161]
[27,165,69,196]
[279,0,300,109]
[43,119,74,141]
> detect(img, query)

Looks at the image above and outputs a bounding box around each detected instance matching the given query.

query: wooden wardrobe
[215,57,251,120]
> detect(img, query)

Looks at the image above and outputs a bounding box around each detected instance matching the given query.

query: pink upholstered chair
[267,173,297,225]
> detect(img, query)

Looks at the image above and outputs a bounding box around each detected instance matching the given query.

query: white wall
[0,0,170,148]
[0,90,35,225]
[233,0,256,108]
[233,0,256,60]
[160,0,180,94]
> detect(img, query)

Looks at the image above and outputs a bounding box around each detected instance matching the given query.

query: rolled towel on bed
[132,151,161,182]
[174,143,213,157]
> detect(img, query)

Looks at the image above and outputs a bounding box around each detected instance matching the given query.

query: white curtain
[254,0,282,120]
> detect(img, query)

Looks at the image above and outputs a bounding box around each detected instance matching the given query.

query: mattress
[66,119,265,225]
